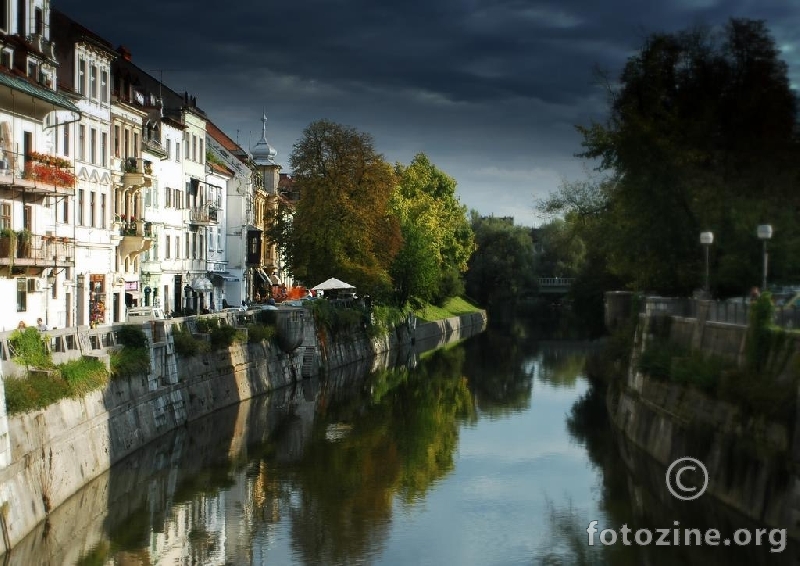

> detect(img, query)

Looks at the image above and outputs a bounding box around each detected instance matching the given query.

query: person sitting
[36,318,47,331]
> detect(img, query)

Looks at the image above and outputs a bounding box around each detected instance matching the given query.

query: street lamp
[757,224,772,292]
[700,231,713,297]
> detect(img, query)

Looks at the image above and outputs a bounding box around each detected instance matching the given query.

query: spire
[252,109,277,165]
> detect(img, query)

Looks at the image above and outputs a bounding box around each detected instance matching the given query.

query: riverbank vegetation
[535,18,800,333]
[3,327,114,414]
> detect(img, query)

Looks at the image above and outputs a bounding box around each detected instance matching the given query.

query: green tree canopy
[548,19,800,296]
[391,154,475,304]
[278,120,402,295]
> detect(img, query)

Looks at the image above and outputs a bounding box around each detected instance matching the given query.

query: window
[199,139,204,164]
[124,129,130,158]
[101,132,107,167]
[27,59,37,78]
[78,125,85,161]
[62,198,69,223]
[90,191,96,227]
[100,70,108,103]
[78,58,86,95]
[185,232,190,258]
[77,189,84,225]
[173,188,181,209]
[166,138,171,160]
[184,132,189,159]
[175,142,181,162]
[199,234,204,259]
[101,193,106,229]
[34,7,42,35]
[90,128,97,164]
[165,235,171,258]
[0,50,11,68]
[133,132,139,157]
[90,65,97,99]
[63,125,70,157]
[0,202,9,229]
[0,1,8,33]
[192,134,197,162]
[165,185,171,207]
[113,125,120,157]
[175,237,180,259]
[16,278,26,312]
[217,230,221,251]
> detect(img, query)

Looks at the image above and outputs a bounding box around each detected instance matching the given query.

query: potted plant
[16,229,32,258]
[0,227,14,258]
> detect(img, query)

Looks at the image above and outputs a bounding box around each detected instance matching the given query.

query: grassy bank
[411,296,482,322]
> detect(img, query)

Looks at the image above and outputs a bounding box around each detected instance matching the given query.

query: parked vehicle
[126,307,165,322]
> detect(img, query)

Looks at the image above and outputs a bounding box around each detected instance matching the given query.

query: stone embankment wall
[0,309,486,555]
[609,306,800,539]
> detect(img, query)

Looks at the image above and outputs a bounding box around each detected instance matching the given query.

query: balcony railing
[189,204,218,225]
[120,157,153,188]
[0,150,76,195]
[0,233,75,268]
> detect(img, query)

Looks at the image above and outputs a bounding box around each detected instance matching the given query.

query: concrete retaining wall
[0,308,486,554]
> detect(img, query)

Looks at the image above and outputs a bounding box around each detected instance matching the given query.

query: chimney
[116,45,132,61]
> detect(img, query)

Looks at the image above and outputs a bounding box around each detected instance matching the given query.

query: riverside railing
[640,296,798,329]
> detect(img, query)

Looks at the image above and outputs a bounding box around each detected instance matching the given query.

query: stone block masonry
[0,308,486,554]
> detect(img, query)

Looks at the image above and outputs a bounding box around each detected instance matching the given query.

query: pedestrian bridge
[538,277,574,295]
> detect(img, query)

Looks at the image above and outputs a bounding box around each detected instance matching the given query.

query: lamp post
[700,231,714,297]
[757,224,772,292]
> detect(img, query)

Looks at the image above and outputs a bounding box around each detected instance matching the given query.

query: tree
[278,120,402,295]
[567,19,800,295]
[465,213,537,307]
[391,154,475,304]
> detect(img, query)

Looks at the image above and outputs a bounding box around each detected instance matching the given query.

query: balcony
[188,204,219,226]
[0,232,75,276]
[117,221,153,261]
[0,151,76,198]
[120,157,153,189]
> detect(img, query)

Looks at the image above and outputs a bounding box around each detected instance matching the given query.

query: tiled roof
[0,69,81,115]
[209,161,233,176]
[207,121,244,154]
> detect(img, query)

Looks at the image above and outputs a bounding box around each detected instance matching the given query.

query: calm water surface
[10,316,795,565]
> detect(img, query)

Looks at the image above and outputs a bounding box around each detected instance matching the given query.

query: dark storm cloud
[52,0,800,226]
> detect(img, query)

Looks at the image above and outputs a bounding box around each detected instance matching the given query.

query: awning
[211,272,239,283]
[0,72,82,118]
[192,277,213,291]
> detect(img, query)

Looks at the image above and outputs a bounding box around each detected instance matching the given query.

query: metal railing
[640,296,798,329]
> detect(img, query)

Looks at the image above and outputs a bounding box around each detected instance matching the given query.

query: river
[7,316,795,565]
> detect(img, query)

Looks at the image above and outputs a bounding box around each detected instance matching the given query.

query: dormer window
[0,49,11,69]
[78,58,86,95]
[27,59,38,78]
[90,65,97,99]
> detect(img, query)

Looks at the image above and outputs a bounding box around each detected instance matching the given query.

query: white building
[0,2,83,330]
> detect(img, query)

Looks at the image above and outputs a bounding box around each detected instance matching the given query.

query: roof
[209,161,233,177]
[312,278,356,291]
[206,120,246,154]
[0,70,81,116]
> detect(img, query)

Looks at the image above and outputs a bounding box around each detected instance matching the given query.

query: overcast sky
[53,0,800,227]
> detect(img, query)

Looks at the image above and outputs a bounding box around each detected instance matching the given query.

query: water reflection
[6,316,796,565]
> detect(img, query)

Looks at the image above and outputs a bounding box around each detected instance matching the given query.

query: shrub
[4,356,109,414]
[9,327,52,369]
[110,347,150,379]
[246,323,276,343]
[195,317,218,333]
[116,325,149,349]
[60,356,109,395]
[209,324,240,350]
[172,326,204,356]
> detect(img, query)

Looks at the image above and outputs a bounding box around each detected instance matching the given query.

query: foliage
[246,323,276,343]
[464,213,536,307]
[268,119,402,295]
[309,299,367,335]
[390,154,475,304]
[172,325,208,356]
[541,19,800,298]
[5,356,109,415]
[9,327,52,370]
[638,340,724,393]
[110,347,150,379]
[195,316,218,333]
[411,296,481,323]
[116,325,149,349]
[209,323,242,350]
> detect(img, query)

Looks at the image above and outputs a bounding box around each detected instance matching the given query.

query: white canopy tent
[312,278,356,291]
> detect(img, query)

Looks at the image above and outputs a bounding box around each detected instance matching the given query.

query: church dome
[252,112,277,165]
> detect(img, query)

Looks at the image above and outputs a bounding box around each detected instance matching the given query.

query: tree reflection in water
[280,345,476,565]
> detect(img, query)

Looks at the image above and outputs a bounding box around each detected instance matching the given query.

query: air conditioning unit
[27,278,42,292]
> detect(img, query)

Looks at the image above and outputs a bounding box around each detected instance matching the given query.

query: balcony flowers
[23,152,76,188]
